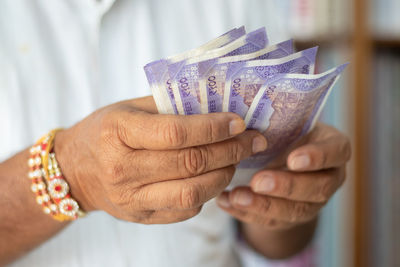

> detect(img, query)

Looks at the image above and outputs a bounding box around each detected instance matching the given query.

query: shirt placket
[80,0,116,108]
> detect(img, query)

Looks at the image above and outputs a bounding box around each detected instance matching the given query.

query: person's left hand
[216,123,351,230]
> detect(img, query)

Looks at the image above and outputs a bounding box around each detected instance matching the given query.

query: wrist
[240,218,318,259]
[53,129,95,212]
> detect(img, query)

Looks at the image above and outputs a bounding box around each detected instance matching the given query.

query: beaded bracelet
[28,143,59,216]
[47,152,85,219]
[28,129,85,221]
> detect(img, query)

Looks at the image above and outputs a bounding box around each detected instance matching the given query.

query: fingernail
[255,175,275,193]
[217,194,231,208]
[290,154,310,170]
[229,119,245,136]
[233,190,253,206]
[252,136,267,153]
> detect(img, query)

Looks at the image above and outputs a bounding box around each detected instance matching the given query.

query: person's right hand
[54,97,267,224]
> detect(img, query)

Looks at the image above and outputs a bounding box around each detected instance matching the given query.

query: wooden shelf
[353,1,372,267]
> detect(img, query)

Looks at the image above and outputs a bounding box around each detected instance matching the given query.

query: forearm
[0,149,69,265]
[240,218,317,259]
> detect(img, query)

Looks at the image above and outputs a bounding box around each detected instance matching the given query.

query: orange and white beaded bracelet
[28,129,85,221]
[28,143,59,216]
[46,152,85,220]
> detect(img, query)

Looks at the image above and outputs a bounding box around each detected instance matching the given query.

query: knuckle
[180,147,208,176]
[291,202,313,222]
[162,121,187,147]
[318,177,336,202]
[229,141,245,163]
[317,169,345,202]
[205,119,217,143]
[259,197,272,213]
[180,184,201,209]
[283,176,295,197]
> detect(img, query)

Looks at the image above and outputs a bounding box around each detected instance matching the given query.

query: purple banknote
[198,39,294,114]
[222,47,318,118]
[144,26,246,114]
[240,64,348,168]
[168,27,268,115]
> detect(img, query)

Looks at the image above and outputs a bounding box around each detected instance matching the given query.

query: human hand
[54,97,267,224]
[216,123,351,230]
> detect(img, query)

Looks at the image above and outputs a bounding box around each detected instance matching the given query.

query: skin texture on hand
[217,123,351,259]
[0,96,267,264]
[53,96,267,224]
[0,94,349,264]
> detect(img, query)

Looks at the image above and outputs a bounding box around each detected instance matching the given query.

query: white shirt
[0,1,293,266]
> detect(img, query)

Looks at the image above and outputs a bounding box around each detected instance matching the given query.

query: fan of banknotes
[144,26,347,168]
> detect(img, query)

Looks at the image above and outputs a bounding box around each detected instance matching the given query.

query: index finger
[119,111,246,150]
[287,135,351,171]
[133,166,236,210]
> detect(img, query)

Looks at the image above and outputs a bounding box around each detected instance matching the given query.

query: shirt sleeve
[235,234,316,267]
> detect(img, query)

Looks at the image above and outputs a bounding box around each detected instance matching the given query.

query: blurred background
[271,0,400,267]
